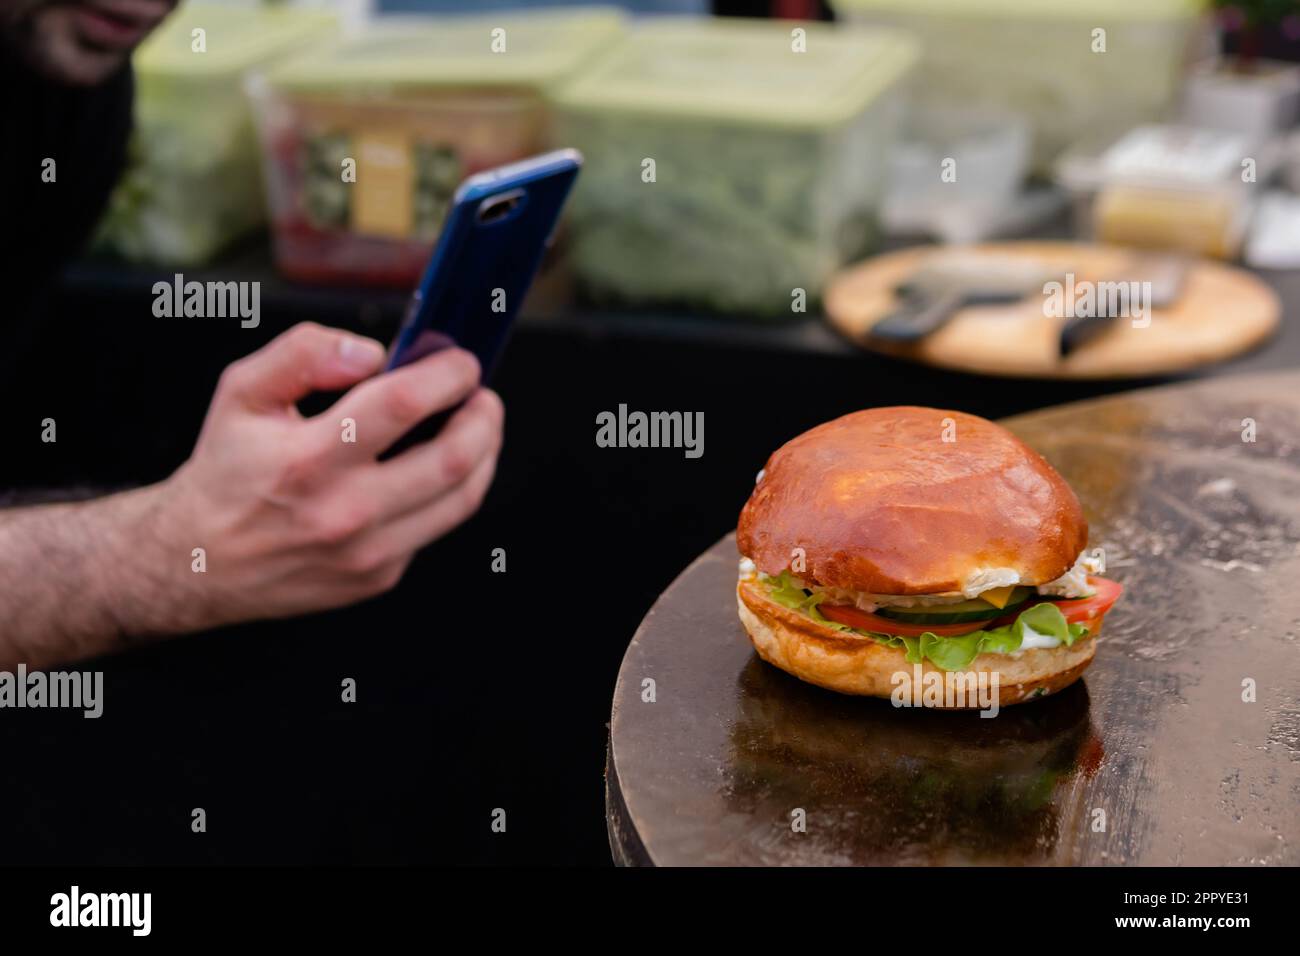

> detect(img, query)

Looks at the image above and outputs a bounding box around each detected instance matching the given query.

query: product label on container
[353,131,415,239]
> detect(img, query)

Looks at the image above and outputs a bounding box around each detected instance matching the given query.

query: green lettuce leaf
[898,633,922,663]
[1016,602,1071,644]
[765,572,815,611]
[763,572,906,647]
[760,572,1092,672]
[917,630,986,670]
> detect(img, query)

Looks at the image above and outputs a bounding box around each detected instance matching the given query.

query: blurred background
[4,0,1300,865]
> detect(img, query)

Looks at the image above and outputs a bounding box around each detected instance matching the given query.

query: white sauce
[1036,551,1102,598]
[959,567,1021,598]
[1016,622,1063,651]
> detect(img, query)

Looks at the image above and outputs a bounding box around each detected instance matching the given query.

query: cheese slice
[980,585,1018,610]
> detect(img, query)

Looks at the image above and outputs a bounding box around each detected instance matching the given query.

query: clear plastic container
[830,0,1206,170]
[883,107,1034,244]
[248,10,625,286]
[1055,125,1265,259]
[94,3,337,265]
[552,18,917,316]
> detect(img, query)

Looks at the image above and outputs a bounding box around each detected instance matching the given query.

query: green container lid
[266,9,626,95]
[134,2,337,79]
[554,18,917,131]
[831,0,1202,21]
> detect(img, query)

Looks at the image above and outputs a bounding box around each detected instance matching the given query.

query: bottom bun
[737,580,1101,709]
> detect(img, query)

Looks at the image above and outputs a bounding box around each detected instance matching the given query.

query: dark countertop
[607,369,1300,866]
[5,243,1295,865]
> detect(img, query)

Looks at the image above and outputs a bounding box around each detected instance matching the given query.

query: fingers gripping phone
[382,148,582,455]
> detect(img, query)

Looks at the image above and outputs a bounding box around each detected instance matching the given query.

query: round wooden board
[823,241,1280,380]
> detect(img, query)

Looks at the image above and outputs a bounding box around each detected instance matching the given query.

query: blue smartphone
[382,148,582,453]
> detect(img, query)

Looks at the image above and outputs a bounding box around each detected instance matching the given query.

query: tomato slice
[1045,576,1123,624]
[818,603,987,637]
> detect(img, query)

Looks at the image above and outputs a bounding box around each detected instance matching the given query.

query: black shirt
[0,48,133,336]
[0,48,134,486]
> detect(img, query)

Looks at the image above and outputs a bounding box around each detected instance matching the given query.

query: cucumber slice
[877,588,1031,625]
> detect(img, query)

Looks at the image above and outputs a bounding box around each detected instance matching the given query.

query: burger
[736,406,1122,709]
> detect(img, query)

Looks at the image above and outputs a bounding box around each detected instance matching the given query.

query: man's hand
[0,322,503,667]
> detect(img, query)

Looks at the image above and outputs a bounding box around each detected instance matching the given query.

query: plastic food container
[830,0,1205,170]
[1285,131,1300,194]
[94,3,336,265]
[883,107,1034,244]
[1056,125,1264,259]
[249,10,625,286]
[553,18,917,316]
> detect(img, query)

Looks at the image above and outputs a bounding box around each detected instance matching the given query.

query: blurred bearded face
[2,0,177,86]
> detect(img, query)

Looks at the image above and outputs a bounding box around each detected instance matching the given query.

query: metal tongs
[869,253,1059,343]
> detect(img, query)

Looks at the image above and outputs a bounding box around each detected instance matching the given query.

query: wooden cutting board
[823,241,1281,379]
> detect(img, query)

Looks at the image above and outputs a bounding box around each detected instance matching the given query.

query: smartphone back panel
[385,149,582,377]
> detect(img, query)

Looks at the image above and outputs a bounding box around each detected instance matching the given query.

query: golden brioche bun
[737,580,1101,709]
[737,406,1087,595]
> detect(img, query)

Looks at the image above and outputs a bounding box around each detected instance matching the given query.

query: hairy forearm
[0,483,197,669]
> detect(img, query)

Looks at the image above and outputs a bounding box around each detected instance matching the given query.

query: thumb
[217,322,387,411]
